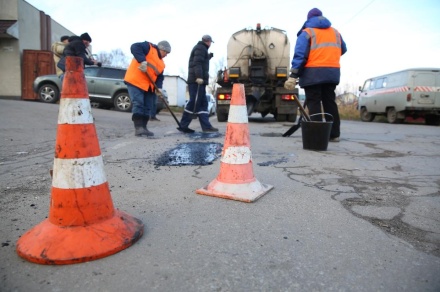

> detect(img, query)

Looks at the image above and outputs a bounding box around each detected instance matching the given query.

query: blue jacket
[291,16,347,87]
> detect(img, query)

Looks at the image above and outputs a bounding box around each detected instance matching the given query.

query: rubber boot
[141,116,154,137]
[132,115,150,137]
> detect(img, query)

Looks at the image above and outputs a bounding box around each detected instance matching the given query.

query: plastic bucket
[301,113,333,151]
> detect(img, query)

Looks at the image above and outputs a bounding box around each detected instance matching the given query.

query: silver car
[33,66,168,113]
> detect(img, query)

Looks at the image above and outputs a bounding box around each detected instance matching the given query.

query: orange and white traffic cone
[196,83,273,202]
[16,56,144,265]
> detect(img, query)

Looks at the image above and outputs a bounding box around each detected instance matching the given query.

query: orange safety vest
[304,27,342,68]
[124,43,165,91]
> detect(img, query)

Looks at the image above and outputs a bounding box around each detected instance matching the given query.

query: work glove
[155,88,163,99]
[196,78,204,85]
[209,52,214,59]
[138,61,148,72]
[284,77,298,90]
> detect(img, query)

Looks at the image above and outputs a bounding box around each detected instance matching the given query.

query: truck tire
[360,107,375,122]
[386,107,403,124]
[217,112,228,122]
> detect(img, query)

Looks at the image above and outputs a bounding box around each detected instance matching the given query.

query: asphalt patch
[155,142,222,166]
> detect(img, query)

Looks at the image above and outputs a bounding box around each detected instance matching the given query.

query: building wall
[0,0,75,98]
[163,75,187,107]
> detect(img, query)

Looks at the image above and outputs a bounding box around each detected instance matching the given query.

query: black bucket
[301,113,333,151]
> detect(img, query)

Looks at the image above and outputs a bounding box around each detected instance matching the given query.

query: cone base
[16,210,143,265]
[196,179,273,203]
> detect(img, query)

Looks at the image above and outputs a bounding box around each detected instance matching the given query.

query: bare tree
[96,49,130,68]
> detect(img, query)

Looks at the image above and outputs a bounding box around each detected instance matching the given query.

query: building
[0,0,75,99]
[163,75,187,107]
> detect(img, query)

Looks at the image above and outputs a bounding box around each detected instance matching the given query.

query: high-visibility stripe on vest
[304,27,342,68]
[124,43,165,91]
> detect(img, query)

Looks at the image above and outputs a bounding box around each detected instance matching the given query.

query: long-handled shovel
[144,71,182,128]
[283,96,310,137]
[191,84,200,119]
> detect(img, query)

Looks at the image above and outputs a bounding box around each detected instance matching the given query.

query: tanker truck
[215,23,299,122]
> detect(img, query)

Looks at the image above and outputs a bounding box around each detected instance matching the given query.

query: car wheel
[113,92,132,112]
[38,84,59,103]
[360,107,375,122]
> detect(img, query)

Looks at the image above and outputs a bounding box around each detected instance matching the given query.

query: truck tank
[216,24,298,122]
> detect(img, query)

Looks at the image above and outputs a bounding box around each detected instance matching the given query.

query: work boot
[202,127,219,132]
[177,127,195,133]
[141,116,154,136]
[133,115,153,137]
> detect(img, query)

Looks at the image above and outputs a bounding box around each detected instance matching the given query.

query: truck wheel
[425,115,440,126]
[386,108,403,124]
[360,108,375,122]
[217,112,228,122]
[38,84,59,103]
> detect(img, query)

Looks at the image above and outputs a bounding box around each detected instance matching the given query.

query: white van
[358,68,440,125]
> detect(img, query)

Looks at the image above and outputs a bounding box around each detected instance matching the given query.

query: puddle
[155,142,222,166]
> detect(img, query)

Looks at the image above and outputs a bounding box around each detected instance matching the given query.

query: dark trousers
[304,83,340,139]
[180,83,212,130]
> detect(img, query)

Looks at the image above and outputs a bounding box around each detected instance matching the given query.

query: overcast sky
[26,0,440,92]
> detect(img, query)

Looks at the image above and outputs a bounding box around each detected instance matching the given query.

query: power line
[343,0,377,26]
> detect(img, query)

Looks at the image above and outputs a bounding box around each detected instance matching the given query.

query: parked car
[184,93,216,116]
[33,66,168,113]
[207,93,216,116]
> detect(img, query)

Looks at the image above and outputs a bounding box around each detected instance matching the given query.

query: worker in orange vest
[124,40,171,137]
[285,8,347,142]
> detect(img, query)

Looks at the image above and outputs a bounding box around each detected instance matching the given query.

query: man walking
[285,8,347,142]
[178,35,218,133]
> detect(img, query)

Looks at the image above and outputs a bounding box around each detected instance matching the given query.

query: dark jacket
[57,36,95,72]
[187,41,210,84]
[290,16,347,87]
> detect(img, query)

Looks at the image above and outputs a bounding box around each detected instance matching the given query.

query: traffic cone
[196,83,273,202]
[16,57,144,265]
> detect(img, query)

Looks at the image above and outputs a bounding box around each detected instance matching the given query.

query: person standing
[51,35,69,76]
[178,35,217,133]
[284,8,347,142]
[57,35,100,83]
[124,40,171,136]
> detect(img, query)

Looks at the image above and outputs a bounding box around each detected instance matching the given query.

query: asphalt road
[1,99,439,291]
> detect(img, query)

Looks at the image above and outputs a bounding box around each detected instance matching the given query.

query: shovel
[144,71,182,128]
[282,96,309,137]
[191,84,200,119]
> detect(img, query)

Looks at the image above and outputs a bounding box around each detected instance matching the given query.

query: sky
[26,0,440,93]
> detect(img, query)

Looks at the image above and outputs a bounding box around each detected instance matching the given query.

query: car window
[375,77,387,89]
[99,68,126,79]
[84,67,99,77]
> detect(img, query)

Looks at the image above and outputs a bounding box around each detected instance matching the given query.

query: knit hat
[202,35,214,43]
[307,8,322,20]
[80,32,92,42]
[158,40,171,53]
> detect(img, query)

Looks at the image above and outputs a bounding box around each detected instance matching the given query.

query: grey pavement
[0,99,439,291]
